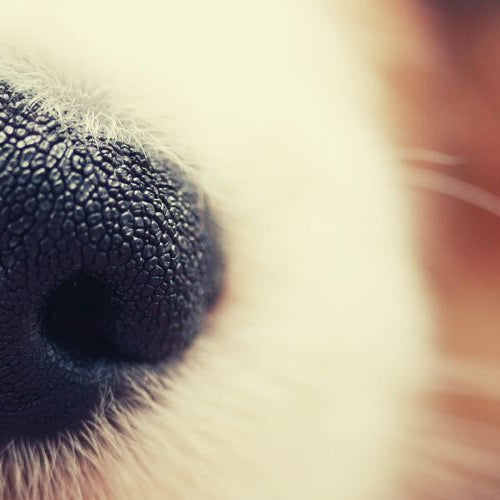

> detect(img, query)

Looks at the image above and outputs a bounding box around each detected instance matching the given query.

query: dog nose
[0,81,223,441]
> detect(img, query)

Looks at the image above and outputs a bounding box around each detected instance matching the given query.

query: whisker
[404,167,500,220]
[398,147,464,167]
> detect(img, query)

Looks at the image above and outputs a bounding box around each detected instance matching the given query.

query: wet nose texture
[0,81,224,441]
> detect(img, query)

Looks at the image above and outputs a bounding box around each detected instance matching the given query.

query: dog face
[2,1,498,499]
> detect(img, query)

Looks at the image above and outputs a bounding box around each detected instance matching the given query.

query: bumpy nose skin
[0,81,224,440]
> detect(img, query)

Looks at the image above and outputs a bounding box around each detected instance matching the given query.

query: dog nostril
[0,81,224,441]
[41,273,121,362]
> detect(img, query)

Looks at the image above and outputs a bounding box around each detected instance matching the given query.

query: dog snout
[0,81,224,441]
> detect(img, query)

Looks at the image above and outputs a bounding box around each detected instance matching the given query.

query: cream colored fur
[0,1,433,499]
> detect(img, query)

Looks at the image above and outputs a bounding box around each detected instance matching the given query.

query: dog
[1,1,498,499]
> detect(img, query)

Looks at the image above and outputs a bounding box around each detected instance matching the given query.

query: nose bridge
[0,80,224,440]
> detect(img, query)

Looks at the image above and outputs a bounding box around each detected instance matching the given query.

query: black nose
[0,81,223,441]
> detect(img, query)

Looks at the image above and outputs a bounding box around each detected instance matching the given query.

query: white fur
[0,1,431,499]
